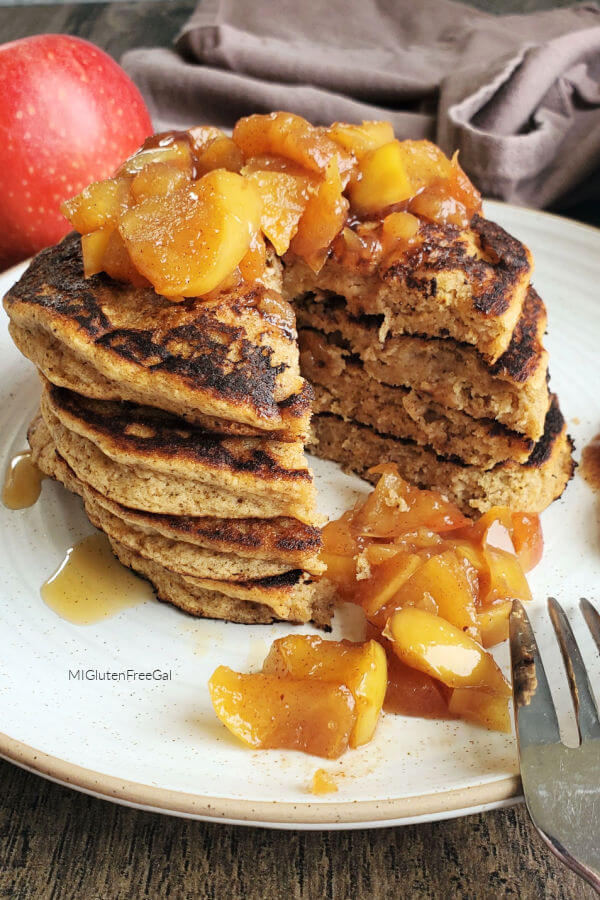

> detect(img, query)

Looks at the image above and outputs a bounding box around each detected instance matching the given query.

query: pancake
[110,540,335,626]
[309,396,574,515]
[301,331,533,468]
[28,416,332,624]
[5,233,311,440]
[296,286,549,441]
[284,215,533,363]
[29,415,324,577]
[40,379,318,522]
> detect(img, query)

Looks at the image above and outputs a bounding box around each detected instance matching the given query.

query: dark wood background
[0,2,596,897]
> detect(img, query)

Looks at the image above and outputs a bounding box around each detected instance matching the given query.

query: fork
[509,597,600,892]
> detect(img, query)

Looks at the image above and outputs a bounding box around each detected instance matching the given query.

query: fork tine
[580,597,600,654]
[509,600,561,747]
[548,597,600,742]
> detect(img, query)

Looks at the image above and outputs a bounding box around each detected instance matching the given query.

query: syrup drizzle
[42,533,153,625]
[580,432,600,492]
[2,451,44,509]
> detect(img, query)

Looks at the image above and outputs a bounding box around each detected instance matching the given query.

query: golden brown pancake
[28,415,332,624]
[284,215,533,363]
[301,331,534,468]
[5,233,311,440]
[309,395,574,515]
[295,286,549,441]
[29,414,324,576]
[40,379,318,522]
[110,540,334,626]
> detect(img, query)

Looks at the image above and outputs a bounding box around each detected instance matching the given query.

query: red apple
[0,34,153,269]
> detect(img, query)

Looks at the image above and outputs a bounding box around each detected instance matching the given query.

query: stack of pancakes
[6,234,334,626]
[285,215,574,514]
[4,205,574,626]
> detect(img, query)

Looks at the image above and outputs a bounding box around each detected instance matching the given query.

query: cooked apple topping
[310,769,338,795]
[208,635,387,759]
[207,468,541,759]
[61,112,482,300]
[321,463,543,733]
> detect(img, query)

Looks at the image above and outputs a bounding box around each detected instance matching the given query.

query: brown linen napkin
[122,0,600,209]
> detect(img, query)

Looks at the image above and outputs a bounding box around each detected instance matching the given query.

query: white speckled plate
[1,202,599,829]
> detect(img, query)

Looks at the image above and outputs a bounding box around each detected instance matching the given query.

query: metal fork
[509,597,600,892]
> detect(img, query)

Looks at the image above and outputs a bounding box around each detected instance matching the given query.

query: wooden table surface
[0,3,597,897]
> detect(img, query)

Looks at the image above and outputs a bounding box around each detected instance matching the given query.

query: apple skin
[0,34,153,269]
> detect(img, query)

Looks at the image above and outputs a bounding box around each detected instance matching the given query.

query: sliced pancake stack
[3,116,576,627]
[6,234,334,625]
[284,215,574,514]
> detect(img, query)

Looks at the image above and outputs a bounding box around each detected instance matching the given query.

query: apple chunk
[242,168,314,255]
[119,170,262,297]
[392,550,480,638]
[208,666,356,759]
[233,111,354,180]
[384,608,511,696]
[357,551,422,627]
[263,636,387,747]
[348,141,413,215]
[289,157,349,272]
[328,121,395,158]
[384,651,452,718]
[62,176,131,233]
[477,600,512,648]
[448,688,511,733]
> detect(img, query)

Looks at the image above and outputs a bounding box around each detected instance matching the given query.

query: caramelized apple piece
[392,550,480,638]
[409,189,470,229]
[365,543,407,565]
[310,769,338,794]
[321,510,360,557]
[484,546,532,606]
[384,651,452,718]
[208,666,356,759]
[447,151,482,219]
[396,140,453,191]
[385,608,511,696]
[238,232,267,282]
[453,506,543,574]
[450,505,512,545]
[243,167,314,255]
[477,600,512,648]
[328,121,395,158]
[289,158,349,272]
[381,211,420,257]
[117,140,193,177]
[320,512,362,595]
[263,636,387,747]
[255,291,296,330]
[196,136,244,176]
[188,125,226,155]
[62,176,131,233]
[320,551,360,593]
[448,688,511,733]
[131,163,188,202]
[509,512,543,572]
[348,141,413,215]
[233,112,355,181]
[242,154,319,178]
[101,230,150,287]
[119,170,262,297]
[407,150,481,227]
[357,551,422,627]
[81,227,113,278]
[448,536,531,607]
[353,463,469,537]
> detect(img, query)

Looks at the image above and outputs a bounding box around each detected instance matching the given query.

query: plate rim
[0,731,521,826]
[0,200,596,828]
